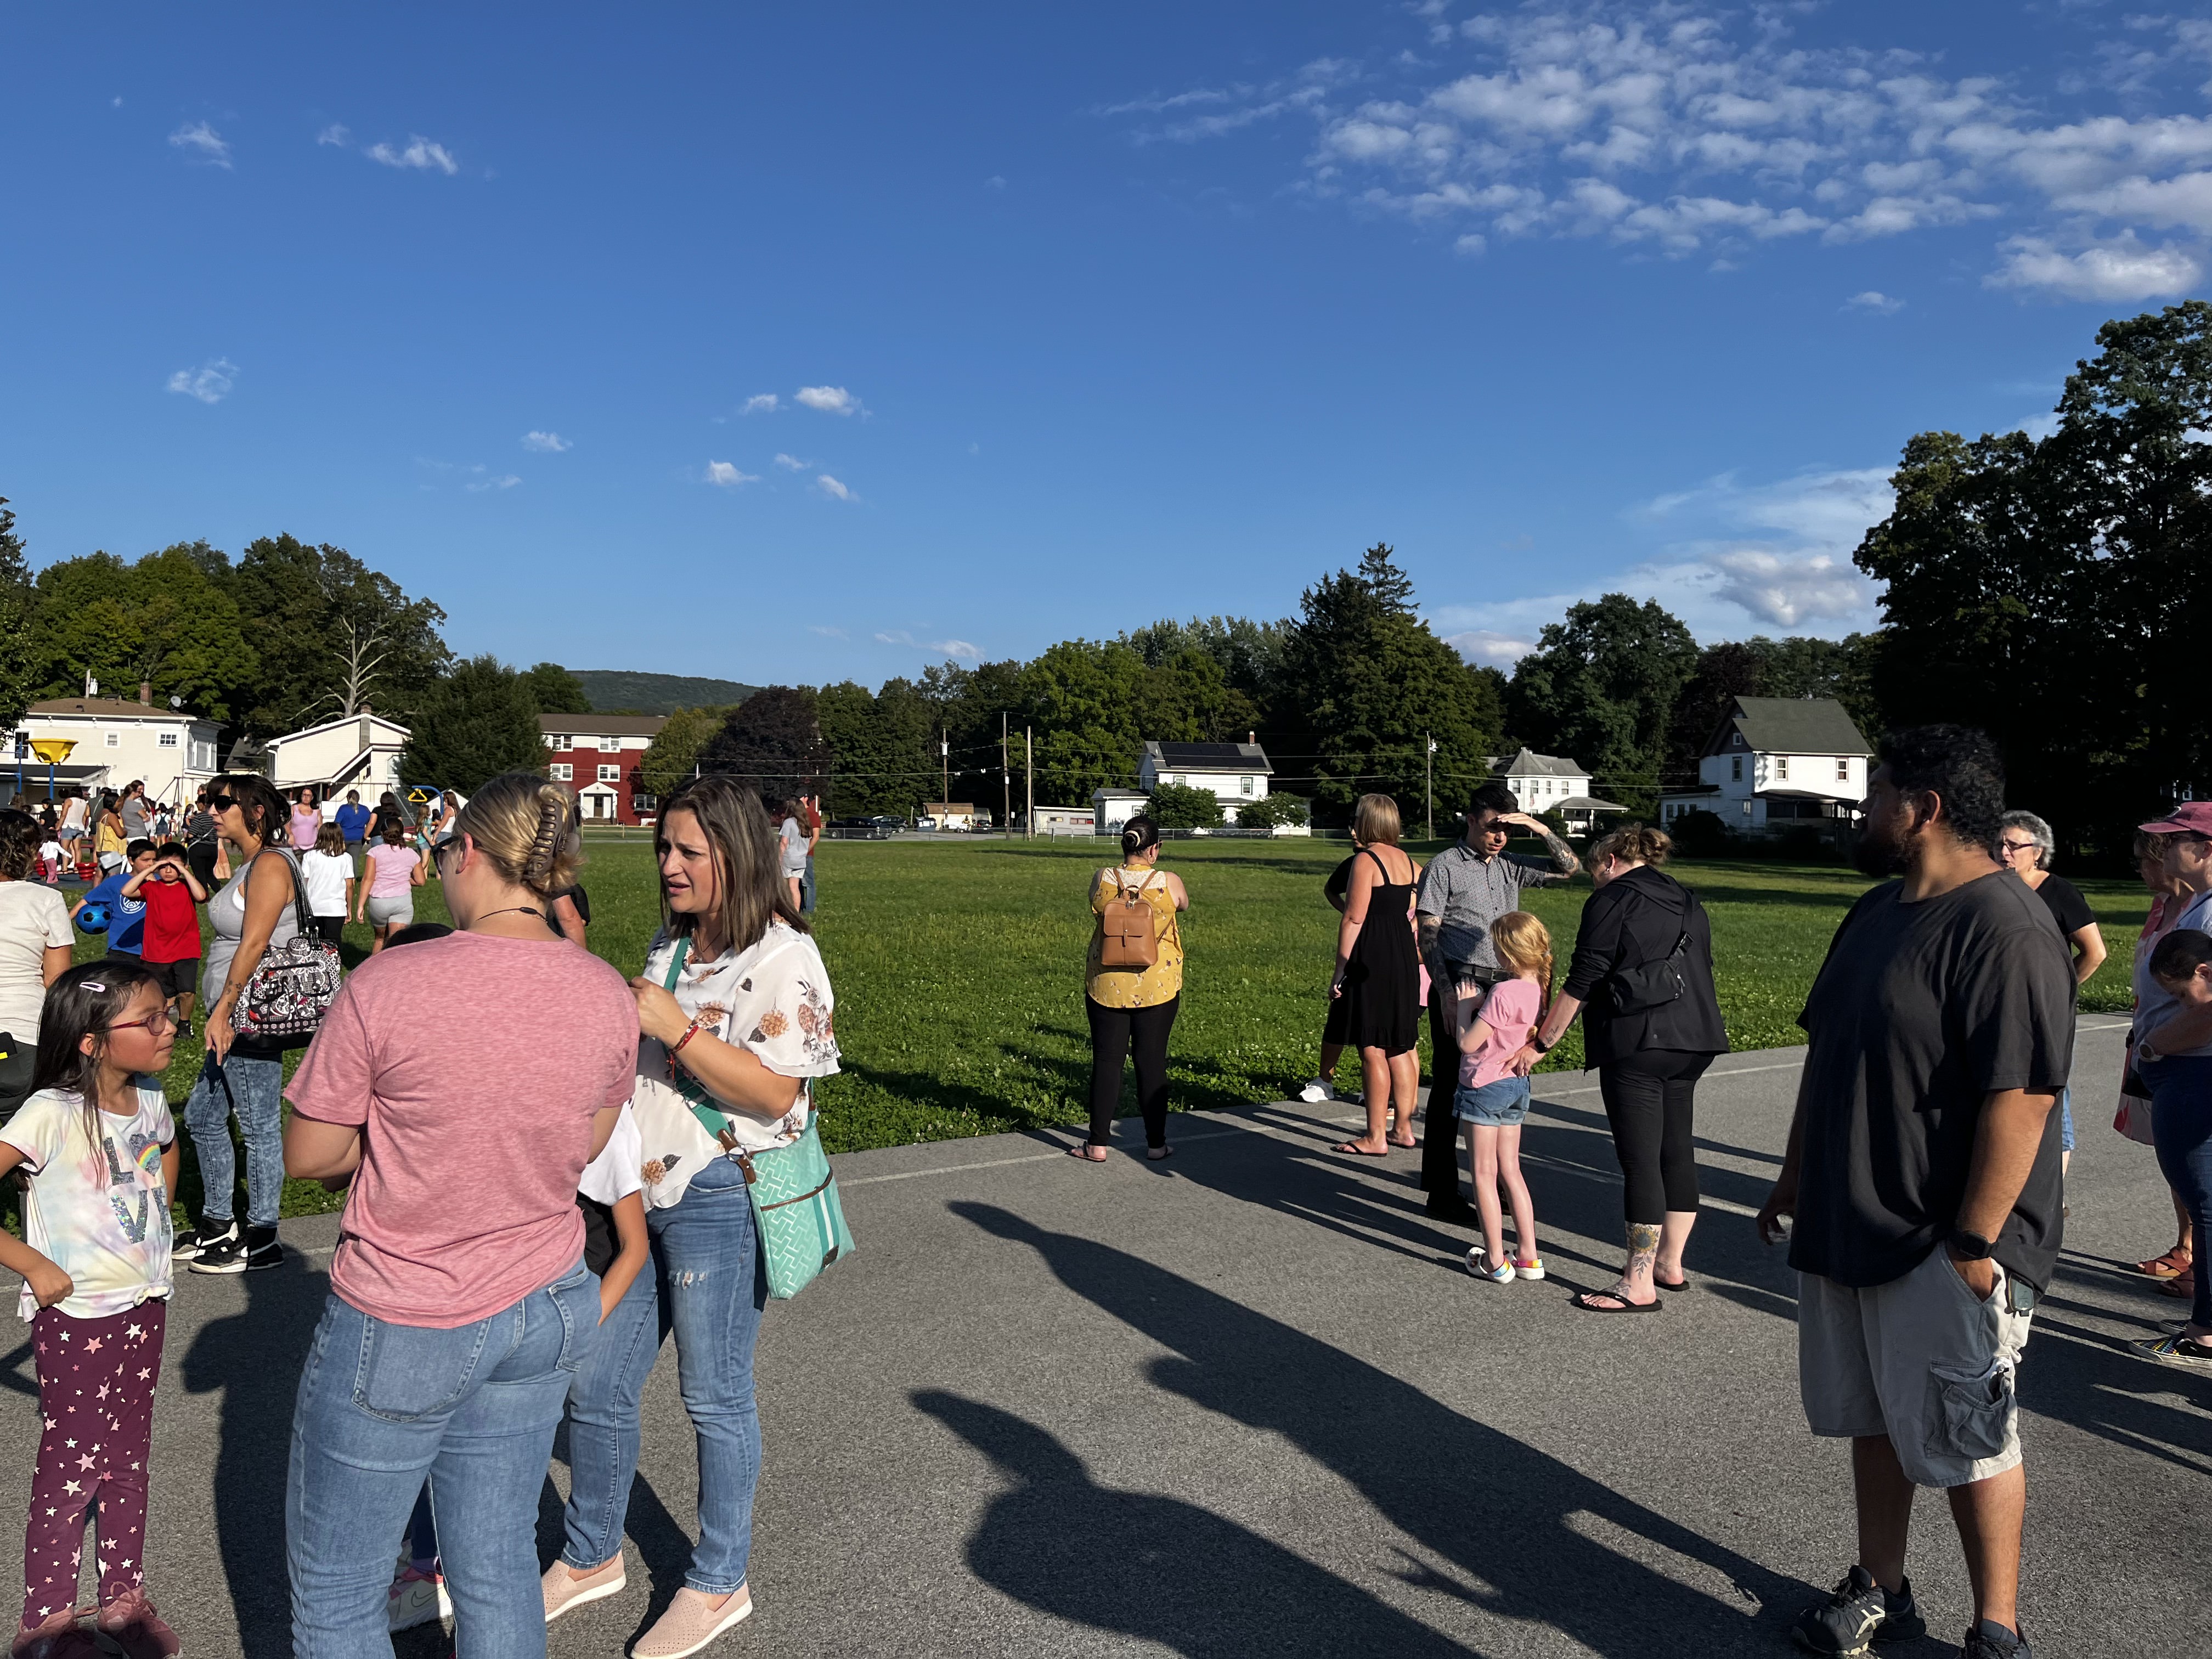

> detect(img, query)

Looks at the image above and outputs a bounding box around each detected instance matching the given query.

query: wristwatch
[1528,1034,1553,1056]
[1947,1228,1995,1261]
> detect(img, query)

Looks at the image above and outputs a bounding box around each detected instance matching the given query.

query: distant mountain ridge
[571,669,759,716]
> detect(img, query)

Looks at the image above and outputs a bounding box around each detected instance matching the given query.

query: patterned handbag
[228,851,345,1042]
[662,938,854,1300]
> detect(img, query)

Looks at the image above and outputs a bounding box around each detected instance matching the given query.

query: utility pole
[1425,733,1436,842]
[1025,726,1034,840]
[940,730,950,813]
[1001,712,1011,836]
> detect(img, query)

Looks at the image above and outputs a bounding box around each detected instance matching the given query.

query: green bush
[1236,793,1309,830]
[1148,782,1226,829]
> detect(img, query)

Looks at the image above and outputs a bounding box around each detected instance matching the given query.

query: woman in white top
[776,798,808,915]
[545,775,839,1659]
[0,811,74,1104]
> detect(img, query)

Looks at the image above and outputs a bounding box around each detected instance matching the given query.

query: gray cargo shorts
[1797,1244,2034,1488]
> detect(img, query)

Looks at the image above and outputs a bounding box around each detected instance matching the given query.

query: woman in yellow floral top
[1075,816,1189,1163]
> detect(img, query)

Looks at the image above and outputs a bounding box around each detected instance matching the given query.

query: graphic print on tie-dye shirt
[0,1084,175,1321]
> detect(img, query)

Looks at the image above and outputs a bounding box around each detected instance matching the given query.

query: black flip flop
[1333,1142,1391,1158]
[1573,1288,1663,1314]
[1655,1276,1689,1293]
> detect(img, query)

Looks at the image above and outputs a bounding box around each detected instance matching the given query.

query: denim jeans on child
[182,1049,284,1228]
[560,1154,768,1595]
[2144,1055,2212,1331]
[286,1261,599,1659]
[1454,1075,1532,1127]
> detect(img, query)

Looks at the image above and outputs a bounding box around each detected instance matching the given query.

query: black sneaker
[1963,1620,2030,1659]
[242,1226,283,1271]
[172,1217,238,1262]
[190,1230,247,1274]
[1792,1566,1926,1655]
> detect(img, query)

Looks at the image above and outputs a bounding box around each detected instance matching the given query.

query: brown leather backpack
[1098,869,1165,970]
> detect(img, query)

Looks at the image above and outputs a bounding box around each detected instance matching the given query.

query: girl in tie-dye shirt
[0,961,183,1658]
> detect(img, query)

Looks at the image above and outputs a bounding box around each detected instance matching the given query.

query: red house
[541,713,667,824]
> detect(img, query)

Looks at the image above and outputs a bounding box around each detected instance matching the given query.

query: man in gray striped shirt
[1415,783,1580,1221]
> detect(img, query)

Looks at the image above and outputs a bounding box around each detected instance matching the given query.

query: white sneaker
[387,1566,450,1631]
[1297,1079,1335,1104]
[1465,1248,1515,1283]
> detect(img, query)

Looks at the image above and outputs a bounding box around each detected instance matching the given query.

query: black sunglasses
[207,794,236,811]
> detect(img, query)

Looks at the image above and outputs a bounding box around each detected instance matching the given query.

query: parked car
[826,816,897,840]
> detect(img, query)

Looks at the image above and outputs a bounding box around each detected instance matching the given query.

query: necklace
[469,906,552,930]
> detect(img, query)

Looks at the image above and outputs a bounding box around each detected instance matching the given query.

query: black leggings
[1597,1049,1713,1226]
[1086,995,1178,1149]
[313,916,344,945]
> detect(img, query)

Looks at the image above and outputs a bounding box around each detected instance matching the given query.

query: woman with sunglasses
[1997,810,2107,1182]
[171,773,306,1276]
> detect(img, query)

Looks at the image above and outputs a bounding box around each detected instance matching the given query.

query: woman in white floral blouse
[543,776,838,1659]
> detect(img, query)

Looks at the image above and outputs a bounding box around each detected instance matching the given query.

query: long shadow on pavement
[918,1391,1476,1656]
[178,1248,328,1659]
[953,1202,1810,1656]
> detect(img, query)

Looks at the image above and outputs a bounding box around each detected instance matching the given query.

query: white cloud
[874,630,915,646]
[168,121,231,168]
[521,430,571,453]
[772,453,809,470]
[368,136,459,175]
[1986,233,2203,300]
[317,124,350,148]
[795,385,861,416]
[466,473,521,493]
[874,629,976,657]
[985,174,1007,189]
[704,461,758,487]
[741,393,780,415]
[1844,290,1905,313]
[1121,8,2212,291]
[1703,551,1870,627]
[1446,628,1539,668]
[931,639,981,659]
[815,474,857,501]
[809,625,848,639]
[166,359,237,403]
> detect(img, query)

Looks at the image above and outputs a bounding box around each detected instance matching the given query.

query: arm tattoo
[1536,826,1581,875]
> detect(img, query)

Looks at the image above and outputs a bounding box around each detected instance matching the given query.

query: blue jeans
[2059,1086,2076,1153]
[2145,1056,2212,1331]
[801,855,816,915]
[286,1263,599,1659]
[561,1157,766,1594]
[183,1048,285,1227]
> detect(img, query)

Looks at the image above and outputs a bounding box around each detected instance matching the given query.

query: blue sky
[5,2,2209,685]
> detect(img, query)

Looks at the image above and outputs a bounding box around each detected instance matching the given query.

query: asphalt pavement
[1,1013,2200,1657]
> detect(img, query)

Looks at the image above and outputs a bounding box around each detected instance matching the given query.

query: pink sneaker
[388,1564,451,1632]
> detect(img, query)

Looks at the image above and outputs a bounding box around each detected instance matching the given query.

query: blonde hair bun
[454,772,583,898]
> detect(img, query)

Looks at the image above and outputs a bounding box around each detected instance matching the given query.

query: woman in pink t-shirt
[280,773,637,1652]
[288,789,322,853]
[1453,911,1551,1284]
[356,822,426,953]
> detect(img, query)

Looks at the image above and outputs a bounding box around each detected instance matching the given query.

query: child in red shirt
[122,844,208,1037]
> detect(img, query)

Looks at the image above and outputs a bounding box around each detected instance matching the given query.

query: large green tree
[1506,594,1699,814]
[698,687,828,803]
[400,655,546,793]
[31,543,257,719]
[0,500,36,733]
[638,704,735,800]
[228,535,450,732]
[1277,543,1504,827]
[520,662,590,715]
[815,680,934,816]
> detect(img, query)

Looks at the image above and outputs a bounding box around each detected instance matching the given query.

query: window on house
[105,731,120,748]
[549,763,573,781]
[1837,758,1849,781]
[597,764,622,782]
[1731,756,1742,781]
[634,792,657,814]
[1240,776,1253,794]
[159,731,178,748]
[1776,756,1790,780]
[549,735,572,751]
[600,736,622,752]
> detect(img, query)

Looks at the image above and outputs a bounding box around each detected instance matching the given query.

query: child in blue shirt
[66,841,156,955]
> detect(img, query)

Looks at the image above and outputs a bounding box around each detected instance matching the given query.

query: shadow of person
[178,1246,329,1659]
[915,1390,1474,1656]
[950,1202,1809,1657]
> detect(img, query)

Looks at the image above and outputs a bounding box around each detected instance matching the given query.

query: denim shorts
[1455,1075,1531,1126]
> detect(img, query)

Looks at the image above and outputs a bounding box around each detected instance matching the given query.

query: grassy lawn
[64,834,2151,1220]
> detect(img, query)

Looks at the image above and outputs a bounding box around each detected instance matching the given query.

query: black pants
[1421,966,1506,1199]
[185,841,221,893]
[313,916,343,945]
[1086,995,1178,1148]
[1596,1049,1713,1225]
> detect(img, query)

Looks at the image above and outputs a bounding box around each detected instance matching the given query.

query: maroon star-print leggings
[19,1301,166,1628]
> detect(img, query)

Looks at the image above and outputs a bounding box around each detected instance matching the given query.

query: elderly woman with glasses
[1999,809,2108,1177]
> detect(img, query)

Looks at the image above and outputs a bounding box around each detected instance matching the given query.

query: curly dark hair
[0,809,39,882]
[1880,725,2007,853]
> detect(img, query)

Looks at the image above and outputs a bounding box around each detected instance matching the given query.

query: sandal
[1066,1143,1108,1163]
[1146,1146,1175,1162]
[2137,1246,2194,1279]
[1333,1142,1391,1158]
[1573,1286,1662,1314]
[1654,1274,1689,1293]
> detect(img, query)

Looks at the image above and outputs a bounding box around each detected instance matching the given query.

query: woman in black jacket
[1515,824,1727,1312]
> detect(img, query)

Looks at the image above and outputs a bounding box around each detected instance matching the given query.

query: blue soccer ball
[74,902,110,935]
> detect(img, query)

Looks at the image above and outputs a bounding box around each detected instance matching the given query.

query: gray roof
[1496,747,1586,779]
[1143,740,1272,776]
[1713,697,1871,758]
[539,713,668,738]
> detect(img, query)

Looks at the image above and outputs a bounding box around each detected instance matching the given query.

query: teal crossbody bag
[662,936,855,1300]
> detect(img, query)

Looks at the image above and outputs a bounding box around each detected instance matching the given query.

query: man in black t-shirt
[1757,727,2072,1659]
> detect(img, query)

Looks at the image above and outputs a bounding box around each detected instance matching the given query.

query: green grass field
[72,834,2151,1221]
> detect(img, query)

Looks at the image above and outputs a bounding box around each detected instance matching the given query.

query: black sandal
[1573,1287,1662,1314]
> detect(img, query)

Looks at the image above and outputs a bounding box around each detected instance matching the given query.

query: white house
[267,711,411,802]
[7,694,222,809]
[1658,696,1873,835]
[1136,740,1272,825]
[921,802,980,830]
[541,714,667,824]
[1091,788,1151,832]
[1493,747,1627,834]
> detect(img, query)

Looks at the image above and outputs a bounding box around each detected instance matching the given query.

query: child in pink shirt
[1454,910,1552,1284]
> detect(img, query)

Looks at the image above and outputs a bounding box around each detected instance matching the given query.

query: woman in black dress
[1331,794,1424,1156]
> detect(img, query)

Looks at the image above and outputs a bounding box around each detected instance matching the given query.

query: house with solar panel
[1135,738,1273,825]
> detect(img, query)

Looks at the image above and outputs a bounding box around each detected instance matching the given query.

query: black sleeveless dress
[1336,847,1421,1057]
